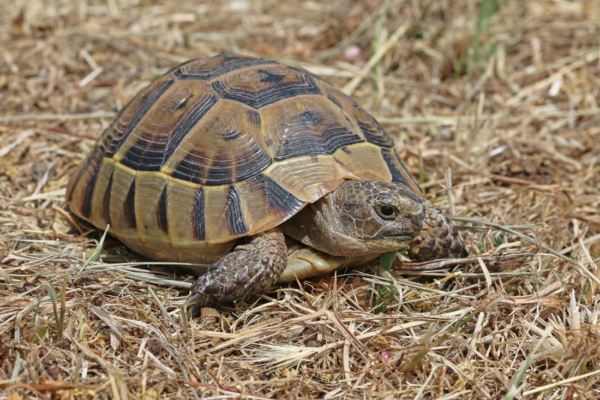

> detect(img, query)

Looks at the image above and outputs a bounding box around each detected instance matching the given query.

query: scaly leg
[185,228,287,309]
[407,202,466,261]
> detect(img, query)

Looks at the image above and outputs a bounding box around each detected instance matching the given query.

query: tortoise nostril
[405,201,426,233]
[399,196,425,216]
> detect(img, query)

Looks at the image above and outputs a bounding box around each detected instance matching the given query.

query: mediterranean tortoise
[67,54,465,309]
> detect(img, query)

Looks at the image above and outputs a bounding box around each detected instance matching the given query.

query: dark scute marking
[173,69,185,80]
[120,132,172,172]
[381,149,408,185]
[255,174,305,216]
[175,55,278,81]
[124,180,137,229]
[156,186,169,235]
[98,130,121,157]
[160,94,219,165]
[297,110,324,125]
[248,110,261,126]
[175,96,190,110]
[327,94,343,110]
[68,146,98,202]
[288,66,331,84]
[287,66,307,74]
[192,187,206,240]
[164,58,197,76]
[222,130,242,141]
[226,186,247,236]
[358,118,394,148]
[258,70,285,84]
[275,113,364,161]
[211,73,322,109]
[102,171,114,226]
[171,142,272,186]
[80,149,103,219]
[121,93,219,172]
[109,80,175,157]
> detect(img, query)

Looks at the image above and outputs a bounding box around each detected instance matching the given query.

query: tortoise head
[282,180,426,256]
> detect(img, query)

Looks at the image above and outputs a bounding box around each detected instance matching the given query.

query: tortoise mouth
[387,235,414,242]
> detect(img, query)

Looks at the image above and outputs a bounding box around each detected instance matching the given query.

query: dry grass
[1,0,600,398]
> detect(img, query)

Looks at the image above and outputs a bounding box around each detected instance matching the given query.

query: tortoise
[67,54,465,309]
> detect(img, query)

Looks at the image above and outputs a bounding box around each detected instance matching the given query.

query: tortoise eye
[377,205,396,220]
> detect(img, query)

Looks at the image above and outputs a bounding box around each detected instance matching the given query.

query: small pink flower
[381,349,392,362]
[344,46,362,60]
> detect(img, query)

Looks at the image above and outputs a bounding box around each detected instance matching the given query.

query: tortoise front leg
[407,202,466,262]
[185,228,287,309]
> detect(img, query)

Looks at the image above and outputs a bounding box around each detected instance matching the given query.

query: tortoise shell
[67,54,421,263]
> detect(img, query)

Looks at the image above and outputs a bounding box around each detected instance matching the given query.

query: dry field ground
[1,0,600,399]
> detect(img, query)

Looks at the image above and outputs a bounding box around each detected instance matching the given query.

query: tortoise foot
[185,228,287,310]
[408,202,466,262]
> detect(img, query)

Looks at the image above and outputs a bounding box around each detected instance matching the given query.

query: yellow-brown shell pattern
[67,55,421,262]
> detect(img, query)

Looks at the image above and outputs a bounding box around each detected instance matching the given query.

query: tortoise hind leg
[185,228,287,309]
[407,202,467,262]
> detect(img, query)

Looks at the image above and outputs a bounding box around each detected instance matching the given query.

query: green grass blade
[47,282,60,340]
[90,224,110,263]
[57,278,67,342]
[379,250,398,272]
[503,323,553,399]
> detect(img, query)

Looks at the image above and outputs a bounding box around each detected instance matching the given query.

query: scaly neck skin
[281,194,370,256]
[280,180,426,257]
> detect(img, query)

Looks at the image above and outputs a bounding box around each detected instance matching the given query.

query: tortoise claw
[182,292,205,318]
[184,292,205,307]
